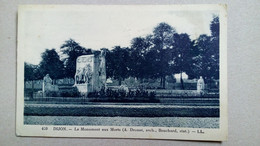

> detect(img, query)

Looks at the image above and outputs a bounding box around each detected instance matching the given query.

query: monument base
[74,84,92,94]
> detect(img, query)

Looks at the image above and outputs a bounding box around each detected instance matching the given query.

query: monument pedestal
[75,84,92,94]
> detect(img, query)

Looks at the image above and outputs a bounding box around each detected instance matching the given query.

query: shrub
[60,87,80,97]
[45,87,80,97]
[87,91,99,98]
[45,91,59,97]
[127,90,135,98]
[149,91,156,98]
[118,89,127,98]
[100,87,106,97]
[87,87,159,103]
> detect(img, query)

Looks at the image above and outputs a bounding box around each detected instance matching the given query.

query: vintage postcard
[16,5,227,141]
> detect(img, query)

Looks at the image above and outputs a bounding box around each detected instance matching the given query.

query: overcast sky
[20,5,218,65]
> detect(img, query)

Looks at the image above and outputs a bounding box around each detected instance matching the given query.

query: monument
[197,76,205,93]
[42,74,58,96]
[74,49,106,94]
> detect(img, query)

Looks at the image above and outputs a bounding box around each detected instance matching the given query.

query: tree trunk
[162,76,166,89]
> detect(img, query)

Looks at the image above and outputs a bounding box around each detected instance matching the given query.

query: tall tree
[60,39,92,78]
[38,49,64,80]
[184,40,201,79]
[129,36,152,79]
[210,15,219,40]
[185,16,220,83]
[194,34,216,83]
[152,22,176,88]
[24,62,37,81]
[105,49,114,79]
[171,33,192,89]
[144,49,161,79]
[209,15,220,80]
[106,46,130,85]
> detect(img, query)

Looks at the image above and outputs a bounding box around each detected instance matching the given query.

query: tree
[185,16,220,83]
[60,39,92,78]
[185,40,201,79]
[38,49,65,81]
[24,62,37,81]
[144,49,161,79]
[105,49,114,79]
[24,62,42,99]
[153,22,176,49]
[171,33,192,89]
[195,16,220,82]
[209,15,220,80]
[152,22,176,88]
[191,34,217,83]
[106,46,130,85]
[210,15,219,40]
[129,36,152,79]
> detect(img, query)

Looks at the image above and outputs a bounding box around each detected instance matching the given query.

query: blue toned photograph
[23,6,220,129]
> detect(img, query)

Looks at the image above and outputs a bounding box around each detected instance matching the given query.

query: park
[23,17,220,127]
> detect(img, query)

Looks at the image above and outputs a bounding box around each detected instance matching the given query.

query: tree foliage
[38,49,64,80]
[171,33,192,89]
[186,15,220,82]
[210,15,219,39]
[24,63,38,81]
[105,17,219,87]
[129,37,152,79]
[106,46,130,85]
[151,22,177,88]
[24,16,220,90]
[60,39,92,78]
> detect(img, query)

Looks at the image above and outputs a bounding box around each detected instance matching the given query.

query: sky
[20,5,218,65]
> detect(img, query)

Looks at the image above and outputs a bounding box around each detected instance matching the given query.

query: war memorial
[74,50,106,94]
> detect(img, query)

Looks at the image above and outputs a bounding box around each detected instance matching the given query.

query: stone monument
[42,74,58,96]
[197,76,205,93]
[74,50,106,94]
